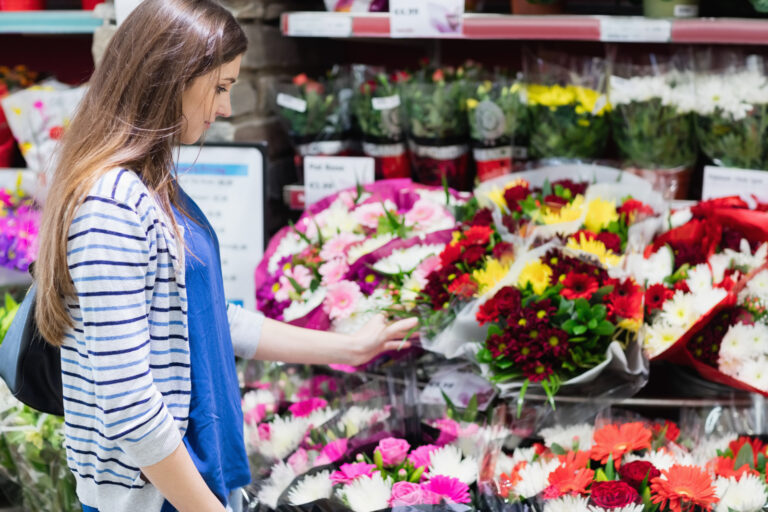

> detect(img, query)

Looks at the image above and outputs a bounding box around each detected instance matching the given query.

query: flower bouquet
[694,52,768,171]
[275,72,354,183]
[353,67,411,180]
[465,78,528,183]
[524,55,610,161]
[609,61,697,200]
[0,65,39,167]
[403,67,471,191]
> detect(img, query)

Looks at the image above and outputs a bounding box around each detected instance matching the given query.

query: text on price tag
[304,156,375,206]
[599,17,671,42]
[390,0,464,38]
[702,166,768,203]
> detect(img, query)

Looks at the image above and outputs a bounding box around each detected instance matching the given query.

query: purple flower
[349,264,381,295]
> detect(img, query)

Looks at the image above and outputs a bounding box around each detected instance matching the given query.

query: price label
[276,93,307,113]
[286,12,353,37]
[599,17,671,42]
[420,366,496,411]
[390,0,464,38]
[372,94,401,111]
[702,165,768,203]
[304,156,375,206]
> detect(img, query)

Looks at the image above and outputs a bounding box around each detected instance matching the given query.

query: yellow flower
[485,186,508,212]
[540,195,585,225]
[466,98,479,110]
[20,142,32,156]
[619,318,641,333]
[451,231,462,243]
[577,119,590,127]
[517,260,552,295]
[584,198,619,232]
[473,258,510,295]
[566,233,622,266]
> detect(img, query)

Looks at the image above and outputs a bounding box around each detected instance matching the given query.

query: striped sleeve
[67,194,182,468]
[227,303,264,359]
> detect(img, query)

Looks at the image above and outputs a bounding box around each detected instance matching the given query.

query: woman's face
[180,55,242,144]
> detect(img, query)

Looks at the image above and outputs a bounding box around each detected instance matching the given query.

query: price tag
[702,166,768,203]
[372,94,401,111]
[276,93,307,113]
[304,156,375,206]
[286,12,353,37]
[390,0,464,38]
[420,366,496,411]
[599,17,671,42]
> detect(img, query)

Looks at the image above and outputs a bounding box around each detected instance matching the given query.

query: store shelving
[281,11,768,44]
[0,10,101,34]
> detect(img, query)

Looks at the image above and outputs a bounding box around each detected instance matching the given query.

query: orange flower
[590,422,652,466]
[498,461,527,498]
[557,450,590,469]
[650,465,718,512]
[710,455,759,480]
[543,464,594,499]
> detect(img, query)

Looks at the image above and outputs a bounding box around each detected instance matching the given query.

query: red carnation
[462,245,487,266]
[561,272,599,300]
[618,199,654,220]
[620,460,661,489]
[504,185,530,213]
[447,274,477,299]
[493,241,515,261]
[544,194,568,207]
[674,280,690,293]
[590,481,641,508]
[293,73,309,86]
[470,208,493,227]
[645,284,673,312]
[440,243,462,267]
[477,299,500,325]
[596,232,622,254]
[493,286,522,318]
[464,225,493,246]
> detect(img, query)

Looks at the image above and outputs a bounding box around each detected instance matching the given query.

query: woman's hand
[347,315,419,366]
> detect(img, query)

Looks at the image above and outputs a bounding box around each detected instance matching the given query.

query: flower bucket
[409,137,471,191]
[626,166,693,201]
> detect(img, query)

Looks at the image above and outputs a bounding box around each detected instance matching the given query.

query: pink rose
[408,444,439,468]
[433,418,460,446]
[314,439,349,467]
[288,398,328,418]
[330,462,376,485]
[404,199,447,228]
[319,258,349,286]
[323,280,362,320]
[375,437,411,467]
[389,482,440,507]
[287,448,309,474]
[354,202,392,229]
[422,475,470,504]
[257,423,271,441]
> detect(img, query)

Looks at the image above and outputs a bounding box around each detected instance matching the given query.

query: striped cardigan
[62,168,263,511]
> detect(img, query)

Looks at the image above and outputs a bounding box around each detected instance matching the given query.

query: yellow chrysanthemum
[566,233,622,267]
[466,98,479,110]
[540,195,585,225]
[585,198,619,232]
[473,258,510,296]
[517,260,552,295]
[485,186,508,212]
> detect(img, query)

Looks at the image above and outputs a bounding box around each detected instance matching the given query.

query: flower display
[0,181,40,272]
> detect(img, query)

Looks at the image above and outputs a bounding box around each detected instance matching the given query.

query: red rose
[589,481,641,508]
[645,284,673,312]
[618,199,654,220]
[462,246,487,266]
[619,460,661,489]
[477,299,500,325]
[596,232,622,254]
[561,272,599,300]
[440,243,462,267]
[292,73,309,86]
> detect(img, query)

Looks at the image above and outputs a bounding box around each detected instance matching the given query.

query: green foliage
[403,80,468,139]
[465,80,529,143]
[696,105,768,170]
[0,293,19,343]
[354,73,406,140]
[276,81,347,138]
[528,104,610,160]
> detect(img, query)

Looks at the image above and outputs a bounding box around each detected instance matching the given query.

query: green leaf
[587,318,598,330]
[516,379,529,418]
[734,442,756,471]
[466,393,479,421]
[595,468,609,482]
[409,465,425,483]
[596,320,615,336]
[573,324,587,335]
[550,443,567,456]
[487,324,504,337]
[605,454,615,480]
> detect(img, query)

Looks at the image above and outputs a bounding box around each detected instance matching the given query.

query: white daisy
[346,233,397,264]
[257,415,309,461]
[257,461,297,508]
[242,389,276,411]
[692,287,729,316]
[428,444,478,485]
[715,474,768,512]
[686,265,714,294]
[282,288,327,323]
[268,232,309,273]
[543,495,590,512]
[513,459,559,499]
[642,322,686,358]
[340,473,392,512]
[336,406,388,437]
[737,357,768,392]
[744,269,768,304]
[288,470,334,505]
[511,446,539,465]
[625,245,674,286]
[307,407,339,430]
[372,244,445,275]
[539,423,595,451]
[660,290,698,328]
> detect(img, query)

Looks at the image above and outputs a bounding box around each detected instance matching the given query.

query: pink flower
[415,255,442,279]
[422,475,471,504]
[296,376,339,400]
[276,265,313,301]
[404,199,447,228]
[375,437,411,467]
[287,448,309,474]
[328,364,357,373]
[433,418,460,446]
[337,190,357,209]
[354,202,392,229]
[390,481,443,506]
[246,381,272,390]
[319,232,362,261]
[408,444,439,468]
[330,462,377,484]
[244,403,267,425]
[314,439,349,466]
[323,280,362,320]
[288,398,328,418]
[257,423,271,441]
[319,258,349,286]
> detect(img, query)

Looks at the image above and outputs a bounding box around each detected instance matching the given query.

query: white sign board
[390,0,464,38]
[304,156,375,206]
[286,12,353,37]
[599,17,671,42]
[176,145,264,311]
[702,165,768,203]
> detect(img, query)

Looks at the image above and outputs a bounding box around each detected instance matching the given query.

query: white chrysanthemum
[691,434,739,465]
[720,323,768,364]
[495,452,517,479]
[242,389,276,412]
[428,444,478,485]
[317,202,360,239]
[543,495,590,512]
[282,288,327,323]
[642,322,686,358]
[341,473,393,512]
[331,289,395,335]
[693,287,729,316]
[417,188,467,208]
[539,424,595,451]
[744,269,768,304]
[669,208,694,229]
[346,233,397,264]
[513,459,559,499]
[624,450,680,472]
[511,446,539,464]
[695,70,768,120]
[589,505,644,512]
[715,474,768,512]
[336,406,388,437]
[288,470,334,505]
[268,232,309,273]
[736,357,768,392]
[686,265,714,294]
[257,415,309,460]
[373,244,445,275]
[400,272,428,305]
[625,245,674,286]
[660,290,698,328]
[257,461,297,508]
[307,407,338,430]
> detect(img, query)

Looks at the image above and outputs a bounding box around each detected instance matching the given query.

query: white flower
[310,202,360,240]
[331,289,394,335]
[428,444,478,485]
[626,245,674,286]
[495,452,517,479]
[256,415,309,460]
[543,495,590,512]
[257,461,297,508]
[268,232,309,273]
[513,459,559,499]
[336,406,388,437]
[307,407,339,430]
[242,389,276,411]
[686,265,714,294]
[669,208,693,229]
[417,188,467,208]
[372,244,445,275]
[346,234,397,264]
[642,322,686,358]
[694,287,728,316]
[624,449,687,472]
[340,473,392,512]
[511,446,539,465]
[282,288,327,323]
[715,474,768,512]
[539,424,595,451]
[691,434,739,465]
[288,470,334,505]
[736,357,768,392]
[720,323,768,364]
[695,70,768,120]
[659,290,699,328]
[744,269,768,304]
[724,241,768,275]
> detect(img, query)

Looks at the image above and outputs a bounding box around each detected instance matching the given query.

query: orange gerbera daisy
[710,455,759,480]
[542,464,594,499]
[590,422,652,466]
[650,465,718,512]
[557,450,590,469]
[498,461,527,498]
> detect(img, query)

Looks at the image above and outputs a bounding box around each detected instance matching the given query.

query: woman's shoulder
[87,168,147,207]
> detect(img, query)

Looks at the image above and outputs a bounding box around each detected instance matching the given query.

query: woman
[34,1,416,511]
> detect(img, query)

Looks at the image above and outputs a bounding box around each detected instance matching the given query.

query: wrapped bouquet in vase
[353,67,411,180]
[610,57,697,200]
[403,67,471,191]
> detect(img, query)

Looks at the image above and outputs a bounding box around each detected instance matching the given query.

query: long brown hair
[36,0,247,346]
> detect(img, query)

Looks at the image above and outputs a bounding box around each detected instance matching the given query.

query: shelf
[0,10,102,34]
[281,12,768,44]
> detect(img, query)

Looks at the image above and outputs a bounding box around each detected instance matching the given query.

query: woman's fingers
[383,340,412,352]
[382,317,419,340]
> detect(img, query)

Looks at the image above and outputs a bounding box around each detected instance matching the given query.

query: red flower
[590,422,652,466]
[522,360,554,382]
[544,194,568,207]
[645,284,674,312]
[432,69,445,82]
[470,208,493,227]
[49,126,63,140]
[729,437,766,466]
[572,229,596,242]
[542,464,594,499]
[620,460,661,489]
[504,184,530,213]
[650,465,718,512]
[652,420,680,443]
[293,73,309,86]
[596,232,622,254]
[711,455,759,480]
[589,481,641,508]
[360,80,377,94]
[606,278,643,321]
[391,70,410,83]
[561,272,599,300]
[447,274,477,299]
[462,245,487,266]
[674,280,690,293]
[464,225,493,246]
[477,299,500,325]
[552,179,588,197]
[618,199,654,221]
[493,241,515,261]
[440,243,462,267]
[304,80,324,95]
[493,286,522,318]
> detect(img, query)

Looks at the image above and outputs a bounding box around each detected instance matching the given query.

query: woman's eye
[216,86,227,94]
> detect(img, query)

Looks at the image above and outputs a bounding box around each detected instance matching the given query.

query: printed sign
[304,156,375,206]
[286,12,353,37]
[702,165,768,204]
[599,17,671,42]
[390,0,464,38]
